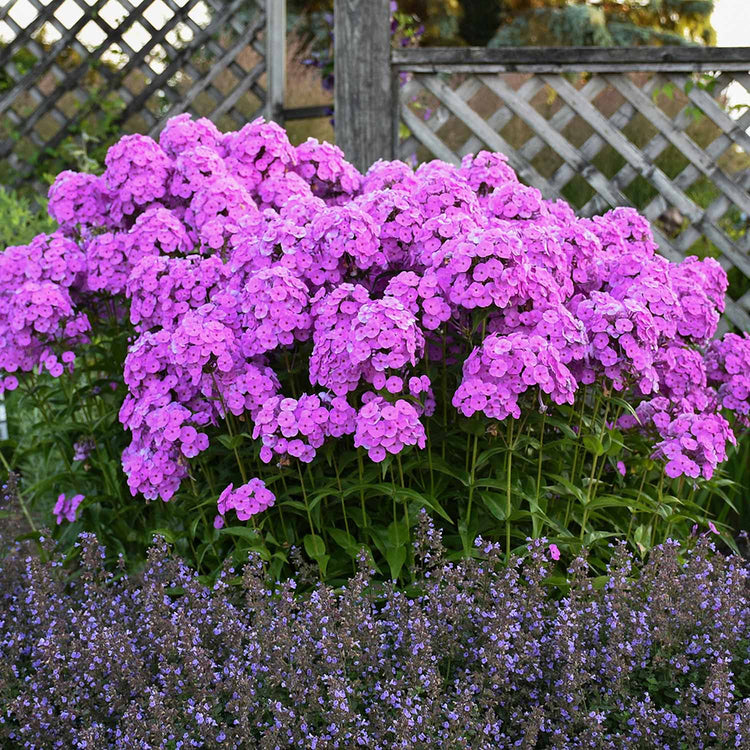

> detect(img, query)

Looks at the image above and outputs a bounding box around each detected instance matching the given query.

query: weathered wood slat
[335,0,394,171]
[400,101,461,164]
[0,0,113,116]
[543,74,710,222]
[266,0,286,124]
[399,76,484,161]
[672,73,750,155]
[459,76,547,158]
[418,74,556,196]
[607,74,750,216]
[393,46,750,70]
[479,74,632,211]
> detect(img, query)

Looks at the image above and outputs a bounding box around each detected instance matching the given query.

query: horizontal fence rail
[395,47,750,331]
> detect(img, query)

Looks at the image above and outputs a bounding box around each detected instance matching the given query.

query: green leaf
[328,528,360,557]
[303,533,326,560]
[219,526,261,544]
[151,527,179,544]
[583,435,605,457]
[384,545,406,581]
[548,474,587,504]
[217,434,244,451]
[480,491,507,521]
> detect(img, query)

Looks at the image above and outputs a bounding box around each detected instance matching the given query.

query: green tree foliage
[388,0,716,46]
[488,0,716,47]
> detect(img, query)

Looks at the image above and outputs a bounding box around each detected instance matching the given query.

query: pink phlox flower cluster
[654,411,735,480]
[216,478,275,523]
[354,392,427,462]
[126,255,226,333]
[141,401,210,459]
[354,190,423,270]
[428,227,536,310]
[670,256,726,344]
[0,281,89,378]
[502,221,573,300]
[229,196,324,285]
[170,145,228,201]
[254,393,355,464]
[618,396,677,434]
[239,266,312,356]
[186,176,258,252]
[361,159,418,193]
[555,218,605,295]
[221,358,280,420]
[453,332,577,421]
[413,161,481,220]
[705,332,750,421]
[571,291,659,394]
[1,232,86,289]
[103,134,172,216]
[169,305,240,389]
[655,346,715,414]
[490,303,588,365]
[309,204,385,277]
[412,212,483,269]
[129,206,194,261]
[486,182,547,222]
[47,171,113,233]
[384,271,452,332]
[121,430,189,502]
[223,117,297,193]
[607,206,658,258]
[459,151,517,199]
[53,493,84,524]
[84,232,131,294]
[159,113,224,159]
[606,254,681,340]
[294,138,362,203]
[349,297,425,389]
[309,284,371,395]
[254,171,312,212]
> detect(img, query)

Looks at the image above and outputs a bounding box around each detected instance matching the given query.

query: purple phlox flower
[216,478,275,522]
[53,493,84,524]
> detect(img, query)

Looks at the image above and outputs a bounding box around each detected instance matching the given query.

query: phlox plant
[1,113,748,581]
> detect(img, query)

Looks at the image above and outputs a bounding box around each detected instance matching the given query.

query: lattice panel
[399,70,750,332]
[0,0,268,185]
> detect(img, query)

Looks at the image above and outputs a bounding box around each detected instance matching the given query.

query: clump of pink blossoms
[3,112,742,526]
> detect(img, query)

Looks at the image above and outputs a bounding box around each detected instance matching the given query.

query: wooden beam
[334,0,393,171]
[393,46,750,73]
[266,0,286,124]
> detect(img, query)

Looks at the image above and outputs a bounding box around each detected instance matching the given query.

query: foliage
[488,0,716,48]
[0,511,748,747]
[1,116,747,583]
[0,189,56,248]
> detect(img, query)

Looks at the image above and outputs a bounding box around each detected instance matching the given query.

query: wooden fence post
[334,0,394,171]
[266,0,286,124]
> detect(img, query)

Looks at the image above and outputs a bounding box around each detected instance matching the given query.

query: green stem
[466,433,479,549]
[506,419,514,560]
[651,468,666,547]
[332,454,350,537]
[534,412,546,539]
[357,450,368,532]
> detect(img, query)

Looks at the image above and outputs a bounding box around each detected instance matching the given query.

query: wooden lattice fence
[0,0,285,186]
[393,48,750,332]
[334,5,750,333]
